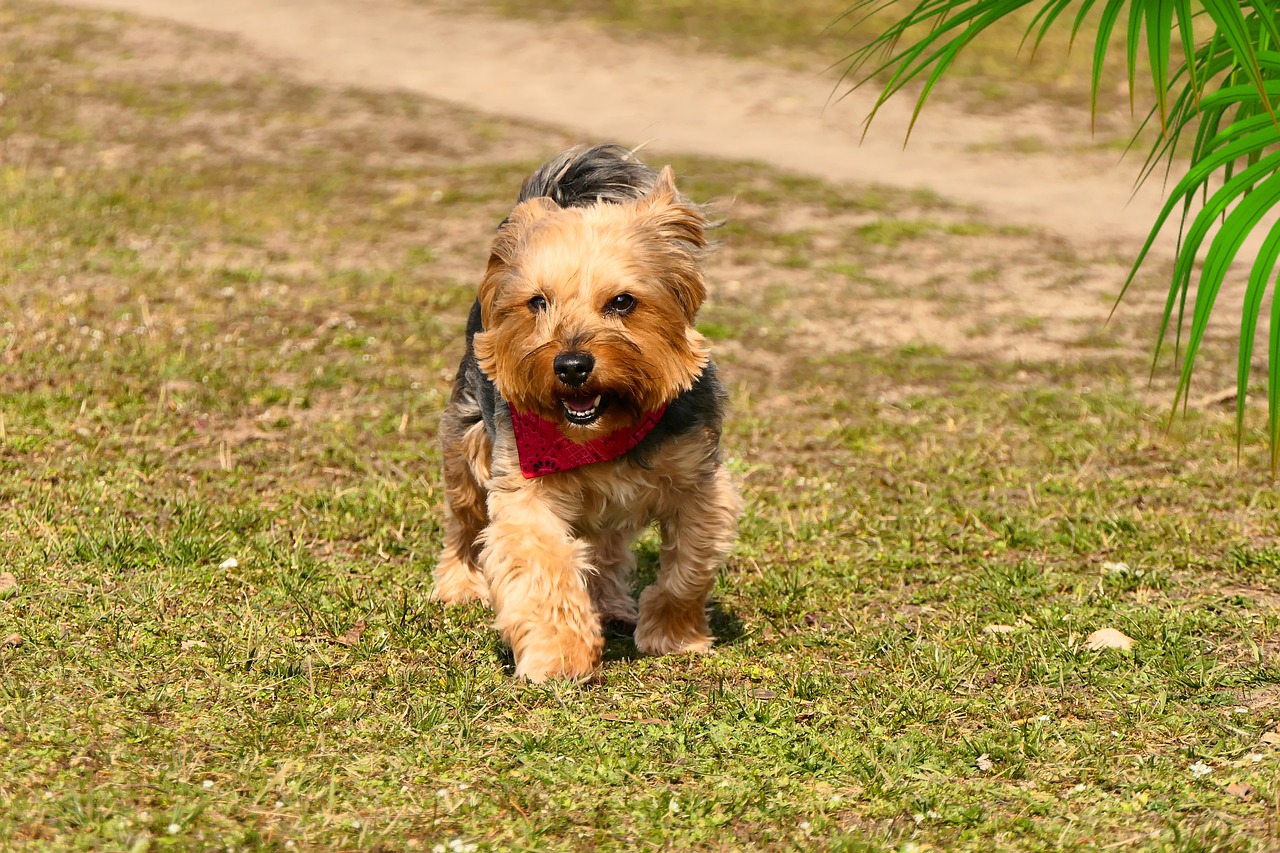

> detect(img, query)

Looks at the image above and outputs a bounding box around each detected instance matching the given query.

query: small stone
[1226,782,1254,801]
[1084,628,1133,651]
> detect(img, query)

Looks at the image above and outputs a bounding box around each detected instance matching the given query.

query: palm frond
[841,0,1280,465]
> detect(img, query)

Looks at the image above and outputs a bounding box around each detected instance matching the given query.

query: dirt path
[59,0,1169,252]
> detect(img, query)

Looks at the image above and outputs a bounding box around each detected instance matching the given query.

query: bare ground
[39,0,1248,378]
[56,0,1166,244]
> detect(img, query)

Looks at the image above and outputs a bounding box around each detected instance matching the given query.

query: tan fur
[473,167,710,429]
[436,163,740,683]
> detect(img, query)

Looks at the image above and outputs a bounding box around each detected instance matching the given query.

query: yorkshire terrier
[432,144,741,682]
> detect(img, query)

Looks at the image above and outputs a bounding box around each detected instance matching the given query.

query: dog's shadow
[601,539,745,664]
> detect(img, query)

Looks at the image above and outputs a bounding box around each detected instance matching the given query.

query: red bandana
[509,405,668,478]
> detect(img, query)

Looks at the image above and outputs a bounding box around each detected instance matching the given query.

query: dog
[431,144,740,683]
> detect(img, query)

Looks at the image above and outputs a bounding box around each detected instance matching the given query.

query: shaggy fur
[433,144,741,683]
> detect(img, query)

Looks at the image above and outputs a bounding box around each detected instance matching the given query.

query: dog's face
[473,166,710,437]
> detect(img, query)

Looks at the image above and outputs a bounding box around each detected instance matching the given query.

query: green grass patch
[0,3,1277,851]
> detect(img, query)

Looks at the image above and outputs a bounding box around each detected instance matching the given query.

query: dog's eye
[528,295,547,313]
[607,293,636,315]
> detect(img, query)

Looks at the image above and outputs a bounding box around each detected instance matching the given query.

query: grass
[2,1,1279,851]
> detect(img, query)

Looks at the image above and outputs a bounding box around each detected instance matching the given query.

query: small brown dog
[432,145,740,682]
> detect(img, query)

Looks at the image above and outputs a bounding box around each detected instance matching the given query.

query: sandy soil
[59,0,1169,251]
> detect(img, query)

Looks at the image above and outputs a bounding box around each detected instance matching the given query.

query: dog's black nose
[554,352,594,387]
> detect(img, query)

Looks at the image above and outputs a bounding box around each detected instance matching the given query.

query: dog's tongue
[564,394,598,414]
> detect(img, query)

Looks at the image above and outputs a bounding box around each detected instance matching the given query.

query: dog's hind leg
[432,416,492,606]
[587,528,640,627]
[635,462,740,656]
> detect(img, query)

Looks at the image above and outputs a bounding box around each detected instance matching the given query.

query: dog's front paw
[634,587,714,656]
[514,633,602,683]
[634,623,714,656]
[429,556,491,606]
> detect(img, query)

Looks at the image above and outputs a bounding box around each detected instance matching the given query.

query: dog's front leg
[481,478,602,682]
[636,463,740,656]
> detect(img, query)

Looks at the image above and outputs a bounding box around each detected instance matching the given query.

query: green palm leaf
[1237,219,1280,459]
[1144,0,1172,127]
[1173,0,1200,107]
[1088,0,1125,127]
[842,0,1280,467]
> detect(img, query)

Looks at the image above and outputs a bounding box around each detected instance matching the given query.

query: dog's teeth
[564,401,597,420]
[592,395,601,407]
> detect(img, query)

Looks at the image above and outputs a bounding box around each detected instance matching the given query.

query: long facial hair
[473,167,711,436]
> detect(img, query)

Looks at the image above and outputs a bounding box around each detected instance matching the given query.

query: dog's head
[473,166,710,436]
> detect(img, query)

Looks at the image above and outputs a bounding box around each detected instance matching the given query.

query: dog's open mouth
[562,392,609,426]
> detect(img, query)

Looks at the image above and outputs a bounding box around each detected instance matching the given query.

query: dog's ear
[638,166,708,320]
[640,166,708,250]
[479,196,560,327]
